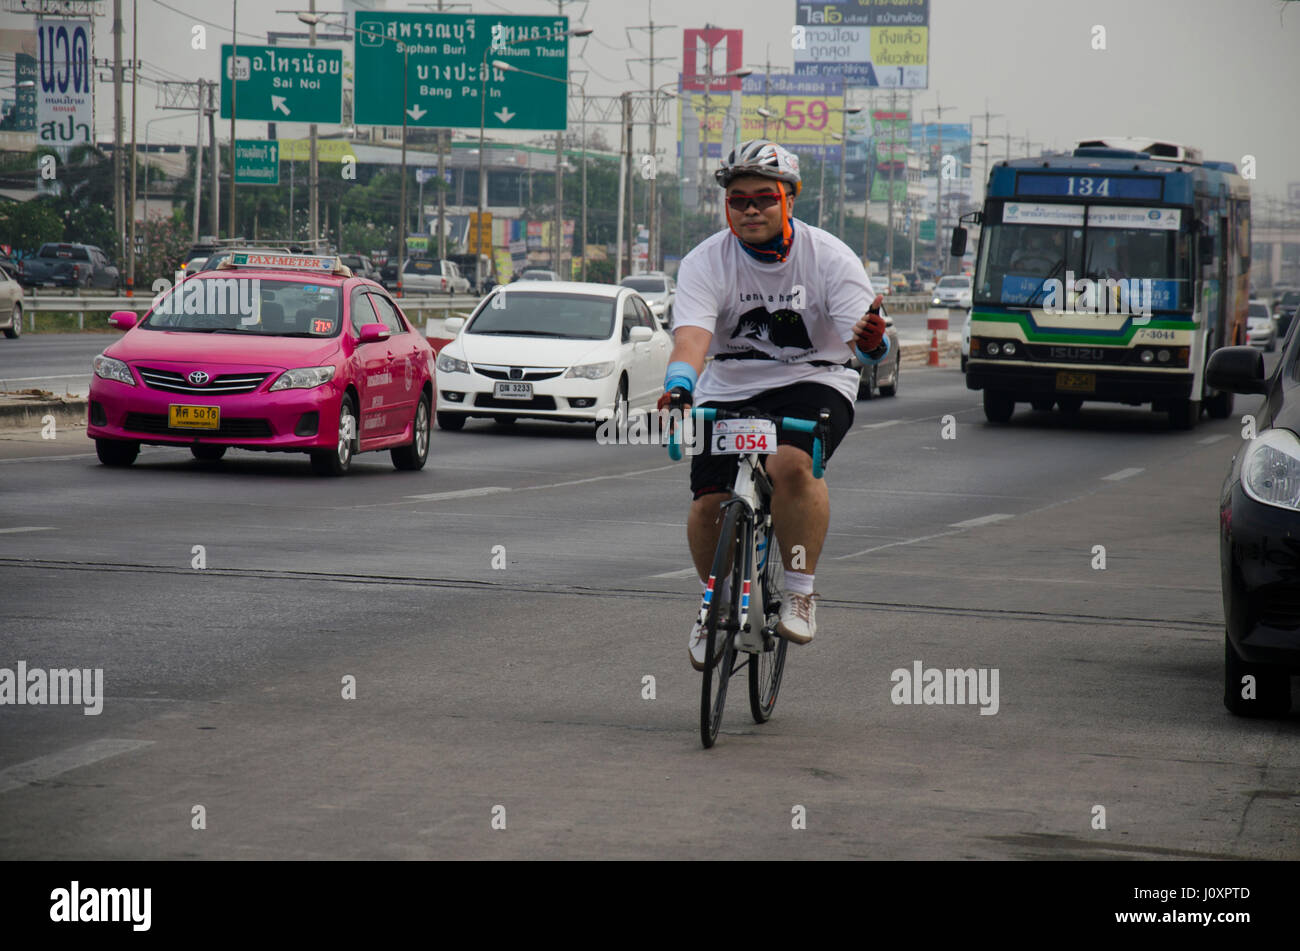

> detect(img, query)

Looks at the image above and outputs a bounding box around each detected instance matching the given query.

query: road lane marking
[949,513,1014,529]
[0,453,97,464]
[405,486,511,501]
[834,529,964,560]
[860,419,904,430]
[1102,467,1144,481]
[651,566,700,579]
[0,739,154,796]
[0,526,55,534]
[1197,434,1228,445]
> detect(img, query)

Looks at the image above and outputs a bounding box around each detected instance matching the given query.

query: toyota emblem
[188,371,210,385]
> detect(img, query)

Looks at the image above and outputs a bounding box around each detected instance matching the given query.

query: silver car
[619,273,675,328]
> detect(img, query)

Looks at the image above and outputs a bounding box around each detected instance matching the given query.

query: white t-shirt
[671,219,875,405]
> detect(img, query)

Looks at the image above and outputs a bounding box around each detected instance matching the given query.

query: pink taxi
[87,252,435,475]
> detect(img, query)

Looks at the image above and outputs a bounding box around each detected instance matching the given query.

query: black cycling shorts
[688,381,854,499]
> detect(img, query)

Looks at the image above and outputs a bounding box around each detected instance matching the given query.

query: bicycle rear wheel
[749,523,788,723]
[701,502,743,749]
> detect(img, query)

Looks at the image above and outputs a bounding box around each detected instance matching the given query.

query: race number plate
[1056,371,1096,393]
[168,404,220,429]
[712,418,778,455]
[493,382,532,400]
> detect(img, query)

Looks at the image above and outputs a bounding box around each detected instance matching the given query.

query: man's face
[726,176,789,244]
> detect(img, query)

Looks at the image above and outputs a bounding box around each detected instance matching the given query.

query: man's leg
[765,444,828,573]
[688,492,731,581]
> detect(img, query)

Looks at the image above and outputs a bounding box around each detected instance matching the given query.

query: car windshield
[143,278,343,336]
[468,292,615,339]
[621,277,667,293]
[521,271,556,280]
[1282,292,1300,307]
[404,260,435,272]
[1249,303,1270,319]
[973,221,1191,310]
[938,276,969,288]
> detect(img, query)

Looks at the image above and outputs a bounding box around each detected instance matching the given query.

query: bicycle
[668,405,831,748]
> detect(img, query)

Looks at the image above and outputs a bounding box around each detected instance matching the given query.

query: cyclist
[658,139,891,670]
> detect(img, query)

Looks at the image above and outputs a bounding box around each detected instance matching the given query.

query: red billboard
[682,28,743,92]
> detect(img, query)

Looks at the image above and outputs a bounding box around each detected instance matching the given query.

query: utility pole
[971,102,1004,209]
[127,0,138,296]
[229,1,238,239]
[113,0,124,254]
[308,0,318,246]
[615,92,629,281]
[861,91,873,269]
[885,88,897,276]
[193,80,204,241]
[629,10,675,271]
[551,0,571,276]
[924,97,953,272]
[209,84,219,238]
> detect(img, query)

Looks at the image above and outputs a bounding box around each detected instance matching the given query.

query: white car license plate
[493,381,532,400]
[712,418,778,455]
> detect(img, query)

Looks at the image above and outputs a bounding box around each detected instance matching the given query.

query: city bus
[954,138,1251,429]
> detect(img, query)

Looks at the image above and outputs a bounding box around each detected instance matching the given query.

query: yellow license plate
[1056,371,1096,393]
[168,404,220,429]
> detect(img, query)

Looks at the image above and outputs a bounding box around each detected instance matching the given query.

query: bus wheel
[983,390,1014,423]
[1168,399,1201,430]
[1205,389,1234,420]
[1056,397,1083,415]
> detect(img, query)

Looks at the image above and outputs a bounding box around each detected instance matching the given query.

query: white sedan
[434,282,670,430]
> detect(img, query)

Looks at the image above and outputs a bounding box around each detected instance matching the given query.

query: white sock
[785,570,815,595]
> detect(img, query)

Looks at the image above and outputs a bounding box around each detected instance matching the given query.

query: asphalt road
[1,356,1297,859]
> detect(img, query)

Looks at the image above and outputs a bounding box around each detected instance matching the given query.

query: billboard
[677,73,848,161]
[793,0,929,89]
[682,28,743,92]
[870,108,910,201]
[36,18,93,146]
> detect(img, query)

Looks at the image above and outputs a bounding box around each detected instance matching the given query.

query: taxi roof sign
[218,252,352,276]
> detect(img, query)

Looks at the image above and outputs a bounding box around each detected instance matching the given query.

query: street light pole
[308,0,318,246]
[229,0,237,240]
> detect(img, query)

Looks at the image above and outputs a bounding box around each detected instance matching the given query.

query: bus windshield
[975,220,1192,312]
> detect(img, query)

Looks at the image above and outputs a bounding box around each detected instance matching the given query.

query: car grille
[124,412,273,438]
[1255,586,1300,629]
[473,394,558,410]
[1021,345,1129,365]
[472,364,566,382]
[138,367,270,394]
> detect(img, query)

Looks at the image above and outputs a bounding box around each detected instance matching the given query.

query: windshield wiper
[1023,258,1067,309]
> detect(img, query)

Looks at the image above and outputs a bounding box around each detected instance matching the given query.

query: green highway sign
[220,45,342,124]
[352,13,568,131]
[234,139,280,186]
[919,220,936,242]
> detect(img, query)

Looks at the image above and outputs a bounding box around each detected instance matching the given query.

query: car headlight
[565,361,615,380]
[268,365,336,391]
[436,351,469,374]
[93,354,135,386]
[1242,429,1300,511]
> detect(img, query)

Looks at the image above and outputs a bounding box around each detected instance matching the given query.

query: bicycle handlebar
[666,405,827,479]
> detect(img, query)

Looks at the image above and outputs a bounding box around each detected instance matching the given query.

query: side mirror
[444,316,465,334]
[950,226,967,258]
[108,310,138,331]
[629,326,653,343]
[1206,345,1267,395]
[358,322,390,344]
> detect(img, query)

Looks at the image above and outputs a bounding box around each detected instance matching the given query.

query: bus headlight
[1140,349,1155,364]
[986,342,1001,356]
[1243,429,1300,511]
[1002,341,1016,356]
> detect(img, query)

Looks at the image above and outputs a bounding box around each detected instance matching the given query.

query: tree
[0,199,63,254]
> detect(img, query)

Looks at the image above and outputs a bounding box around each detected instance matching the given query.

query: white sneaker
[688,595,730,671]
[776,592,818,645]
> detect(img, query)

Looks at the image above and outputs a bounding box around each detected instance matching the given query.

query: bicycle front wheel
[749,523,788,723]
[701,502,743,749]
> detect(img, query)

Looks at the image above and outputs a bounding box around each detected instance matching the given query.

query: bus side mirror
[950,226,967,258]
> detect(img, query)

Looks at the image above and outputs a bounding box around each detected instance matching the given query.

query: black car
[1206,333,1300,716]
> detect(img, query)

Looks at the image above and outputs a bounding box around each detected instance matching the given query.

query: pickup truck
[17,243,120,289]
[399,258,470,294]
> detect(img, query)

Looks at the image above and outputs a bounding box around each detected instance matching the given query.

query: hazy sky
[16,0,1297,201]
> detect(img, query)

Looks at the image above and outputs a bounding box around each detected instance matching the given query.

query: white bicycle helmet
[715,139,802,196]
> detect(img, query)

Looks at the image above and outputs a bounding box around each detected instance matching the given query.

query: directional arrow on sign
[407,105,427,121]
[494,107,516,123]
[271,95,290,116]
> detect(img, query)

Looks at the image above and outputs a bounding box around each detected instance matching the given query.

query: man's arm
[847,293,890,365]
[659,326,713,410]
